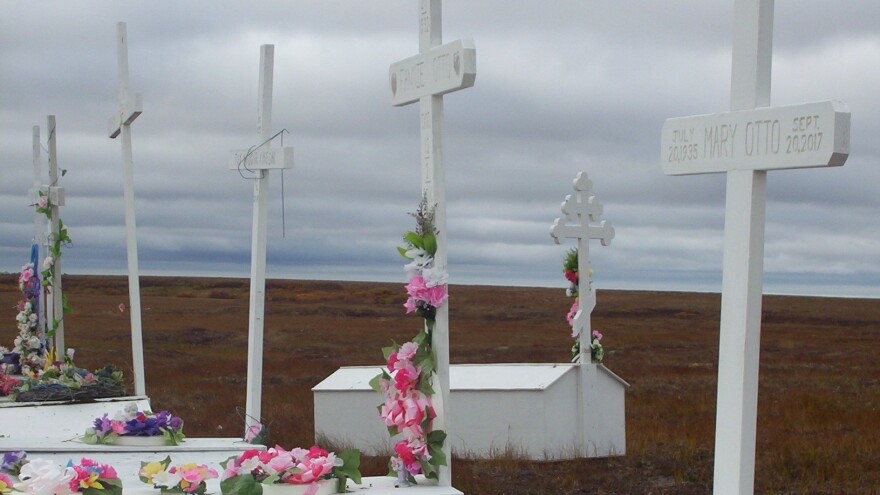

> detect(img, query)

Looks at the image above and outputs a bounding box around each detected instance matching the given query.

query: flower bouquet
[83,403,185,446]
[0,473,14,494]
[140,457,218,494]
[17,457,122,495]
[220,445,361,495]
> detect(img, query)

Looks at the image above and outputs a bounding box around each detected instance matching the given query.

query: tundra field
[1,275,878,494]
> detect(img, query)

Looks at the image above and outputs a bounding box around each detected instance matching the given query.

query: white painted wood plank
[661,100,850,175]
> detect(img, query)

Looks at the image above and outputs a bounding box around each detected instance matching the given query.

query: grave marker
[44,116,66,355]
[108,21,146,396]
[550,171,615,451]
[389,0,475,486]
[229,44,293,435]
[659,1,850,493]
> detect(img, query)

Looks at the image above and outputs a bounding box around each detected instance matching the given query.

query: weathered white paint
[550,171,615,452]
[389,0,476,486]
[45,115,65,355]
[314,364,627,460]
[389,38,476,106]
[108,22,146,397]
[230,45,292,436]
[661,100,850,175]
[660,1,851,493]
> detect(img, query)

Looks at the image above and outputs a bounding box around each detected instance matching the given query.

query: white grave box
[313,363,628,460]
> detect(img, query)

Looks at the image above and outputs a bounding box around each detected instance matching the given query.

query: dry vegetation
[1,274,878,494]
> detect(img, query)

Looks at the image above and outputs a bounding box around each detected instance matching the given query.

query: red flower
[564,270,579,284]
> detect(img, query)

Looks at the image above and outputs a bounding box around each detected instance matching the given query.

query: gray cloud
[1,1,878,298]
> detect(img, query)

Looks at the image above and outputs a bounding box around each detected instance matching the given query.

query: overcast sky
[1,1,878,298]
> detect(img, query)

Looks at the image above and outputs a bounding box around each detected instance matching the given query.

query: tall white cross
[229,44,293,435]
[28,125,47,346]
[36,117,67,355]
[659,1,850,493]
[550,171,614,448]
[108,22,146,397]
[390,0,475,486]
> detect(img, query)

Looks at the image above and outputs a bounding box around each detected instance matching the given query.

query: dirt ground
[2,274,878,494]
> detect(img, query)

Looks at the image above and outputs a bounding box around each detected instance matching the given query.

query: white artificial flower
[123,402,139,420]
[18,458,77,495]
[28,336,41,348]
[153,469,182,488]
[43,256,54,269]
[421,266,448,288]
[66,348,75,361]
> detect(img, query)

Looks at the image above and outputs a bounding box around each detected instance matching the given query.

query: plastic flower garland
[35,184,74,347]
[220,445,361,495]
[370,198,448,485]
[140,457,218,495]
[17,457,121,495]
[84,403,185,445]
[4,263,46,376]
[563,248,604,363]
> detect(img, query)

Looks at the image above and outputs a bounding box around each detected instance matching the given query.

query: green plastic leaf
[422,234,437,256]
[403,231,424,249]
[335,449,362,486]
[397,246,412,260]
[220,475,262,495]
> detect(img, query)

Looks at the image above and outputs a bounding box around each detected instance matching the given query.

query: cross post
[29,125,48,346]
[389,0,475,486]
[44,115,67,356]
[550,171,614,451]
[659,1,850,493]
[108,21,146,397]
[229,44,293,436]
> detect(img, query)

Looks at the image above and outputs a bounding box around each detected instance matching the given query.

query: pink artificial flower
[393,441,422,476]
[19,269,32,283]
[405,276,428,298]
[245,423,263,442]
[567,298,579,336]
[101,464,118,480]
[381,399,406,428]
[38,197,48,209]
[592,330,603,341]
[393,363,419,394]
[397,342,418,362]
[422,285,448,308]
[307,445,329,459]
[111,421,127,435]
[403,298,417,314]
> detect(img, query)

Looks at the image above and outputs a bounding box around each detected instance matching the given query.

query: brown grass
[1,274,878,494]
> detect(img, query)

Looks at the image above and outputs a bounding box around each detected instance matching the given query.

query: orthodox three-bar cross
[659,1,850,493]
[108,21,146,396]
[389,0,475,486]
[229,45,293,435]
[550,171,614,448]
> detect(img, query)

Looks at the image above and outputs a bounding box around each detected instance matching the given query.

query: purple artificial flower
[1,450,28,475]
[93,414,113,435]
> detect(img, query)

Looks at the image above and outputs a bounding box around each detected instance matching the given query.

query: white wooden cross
[107,22,146,397]
[659,1,850,493]
[28,125,47,347]
[549,171,614,449]
[29,117,67,355]
[389,0,475,486]
[229,44,293,435]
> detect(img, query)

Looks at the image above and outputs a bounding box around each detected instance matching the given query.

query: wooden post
[389,0,476,485]
[228,45,293,435]
[108,21,146,397]
[659,1,850,492]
